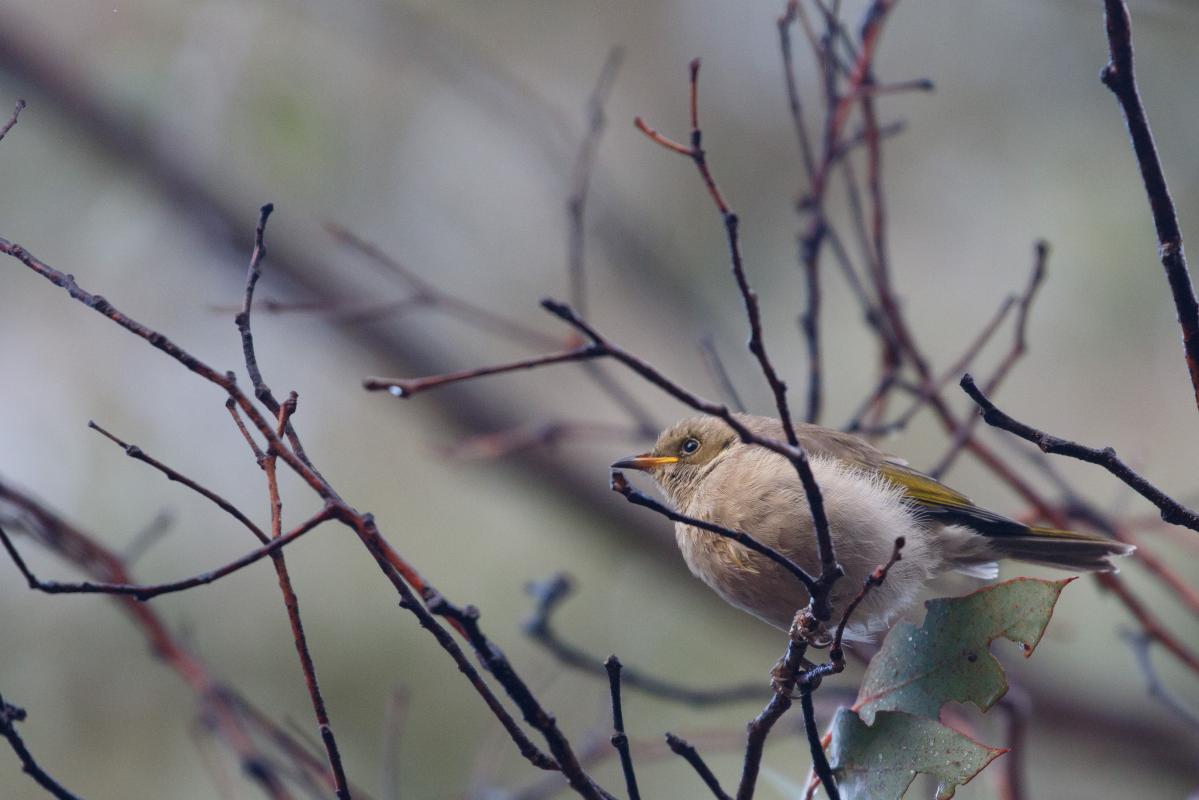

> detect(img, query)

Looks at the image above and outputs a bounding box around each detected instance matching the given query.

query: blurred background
[1,1,1197,797]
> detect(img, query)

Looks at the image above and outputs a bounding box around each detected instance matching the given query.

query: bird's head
[612,415,739,505]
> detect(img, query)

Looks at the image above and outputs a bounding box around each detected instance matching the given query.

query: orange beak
[611,453,679,472]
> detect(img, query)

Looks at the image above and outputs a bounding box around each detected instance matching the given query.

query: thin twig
[0,694,83,800]
[1100,0,1199,415]
[364,345,604,398]
[603,656,641,800]
[88,420,270,544]
[851,292,1017,436]
[0,98,25,143]
[665,733,732,800]
[611,473,817,593]
[0,513,333,601]
[425,593,605,799]
[959,373,1199,532]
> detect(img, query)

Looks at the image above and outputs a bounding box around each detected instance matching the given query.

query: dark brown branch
[635,61,805,452]
[791,538,905,800]
[959,373,1199,532]
[0,226,576,783]
[0,694,83,800]
[256,396,350,800]
[1100,0,1199,415]
[611,472,817,593]
[425,593,604,799]
[603,656,640,800]
[522,574,767,706]
[797,684,837,800]
[826,536,904,670]
[364,345,604,398]
[0,512,334,601]
[665,733,732,800]
[0,98,25,143]
[736,638,809,800]
[87,420,270,545]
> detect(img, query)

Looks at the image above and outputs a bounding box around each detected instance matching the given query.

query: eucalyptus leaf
[856,577,1073,723]
[829,709,1006,800]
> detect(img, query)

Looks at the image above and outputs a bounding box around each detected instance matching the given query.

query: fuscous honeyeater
[613,414,1132,639]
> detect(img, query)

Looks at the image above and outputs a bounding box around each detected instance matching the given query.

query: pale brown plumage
[615,414,1133,639]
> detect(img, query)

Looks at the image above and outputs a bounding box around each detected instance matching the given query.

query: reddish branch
[0,491,300,799]
[364,344,604,398]
[932,241,1048,476]
[1100,0,1199,415]
[0,222,618,792]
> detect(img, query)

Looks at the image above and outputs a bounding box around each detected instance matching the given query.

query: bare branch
[603,656,641,800]
[364,344,604,398]
[0,513,333,601]
[611,472,817,593]
[0,98,25,143]
[1100,0,1199,415]
[665,733,731,800]
[959,373,1199,533]
[0,694,83,800]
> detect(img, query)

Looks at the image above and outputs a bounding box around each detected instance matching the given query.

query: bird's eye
[681,437,701,455]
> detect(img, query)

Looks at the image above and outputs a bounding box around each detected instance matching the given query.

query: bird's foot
[790,609,833,649]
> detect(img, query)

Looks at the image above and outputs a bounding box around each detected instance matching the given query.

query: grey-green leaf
[829,709,1006,800]
[856,577,1072,724]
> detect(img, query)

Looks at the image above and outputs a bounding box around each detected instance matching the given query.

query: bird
[612,413,1133,640]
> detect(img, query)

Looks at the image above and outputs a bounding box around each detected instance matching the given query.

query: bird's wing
[875,460,1029,537]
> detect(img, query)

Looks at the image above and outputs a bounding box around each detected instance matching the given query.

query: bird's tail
[984,525,1135,573]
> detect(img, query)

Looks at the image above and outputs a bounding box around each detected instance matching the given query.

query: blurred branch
[522,574,767,706]
[0,97,24,142]
[0,489,304,799]
[1123,631,1199,733]
[438,421,645,462]
[1100,0,1199,416]
[932,241,1048,477]
[699,337,747,413]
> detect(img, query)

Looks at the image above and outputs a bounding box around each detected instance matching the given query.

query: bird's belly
[674,524,810,630]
